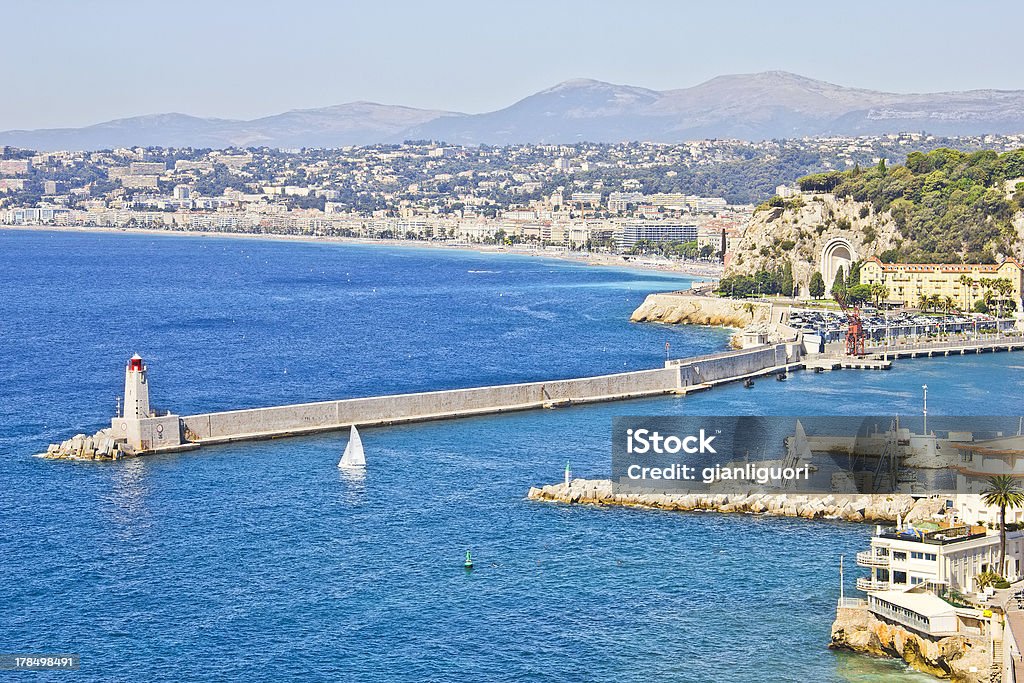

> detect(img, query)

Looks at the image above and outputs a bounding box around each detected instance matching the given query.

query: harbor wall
[672,344,792,386]
[181,366,678,442]
[179,343,797,444]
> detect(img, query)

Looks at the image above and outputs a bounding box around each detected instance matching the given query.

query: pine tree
[846,260,861,287]
[781,262,794,298]
[831,266,846,299]
[809,272,825,299]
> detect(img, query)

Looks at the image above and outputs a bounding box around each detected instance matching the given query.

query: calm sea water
[4,229,1018,681]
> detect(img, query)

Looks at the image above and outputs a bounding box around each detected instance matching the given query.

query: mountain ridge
[5,71,1024,151]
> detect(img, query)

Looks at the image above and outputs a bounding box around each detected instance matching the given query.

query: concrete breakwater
[43,344,799,460]
[527,478,945,523]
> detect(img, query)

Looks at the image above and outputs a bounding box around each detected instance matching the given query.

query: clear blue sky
[5,0,1024,130]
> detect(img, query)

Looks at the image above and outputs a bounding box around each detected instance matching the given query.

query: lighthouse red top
[129,354,143,372]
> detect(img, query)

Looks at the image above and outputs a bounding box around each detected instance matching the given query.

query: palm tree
[959,274,974,310]
[869,282,889,306]
[982,475,1024,579]
[944,296,956,314]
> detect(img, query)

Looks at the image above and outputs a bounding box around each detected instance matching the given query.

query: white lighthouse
[123,353,151,419]
[110,354,182,453]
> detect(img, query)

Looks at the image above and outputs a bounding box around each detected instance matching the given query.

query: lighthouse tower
[111,354,183,453]
[123,353,151,419]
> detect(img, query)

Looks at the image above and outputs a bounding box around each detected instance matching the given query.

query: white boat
[338,425,365,468]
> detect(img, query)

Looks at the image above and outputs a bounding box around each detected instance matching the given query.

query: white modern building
[616,220,699,252]
[857,518,1023,595]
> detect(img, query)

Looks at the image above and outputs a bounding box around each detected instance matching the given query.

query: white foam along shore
[0,224,724,280]
[527,478,948,523]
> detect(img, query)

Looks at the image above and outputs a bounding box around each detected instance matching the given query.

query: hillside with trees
[798,149,1024,263]
[726,148,1024,294]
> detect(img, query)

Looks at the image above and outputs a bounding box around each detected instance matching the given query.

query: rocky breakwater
[41,428,133,461]
[527,478,944,522]
[831,606,989,682]
[630,292,772,330]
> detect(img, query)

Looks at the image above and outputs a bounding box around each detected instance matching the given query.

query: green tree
[809,272,825,299]
[869,282,889,306]
[982,475,1024,579]
[831,266,846,300]
[847,284,872,305]
[846,260,862,287]
[781,262,794,298]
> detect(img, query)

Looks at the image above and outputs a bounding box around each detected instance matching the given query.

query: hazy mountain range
[5,71,1024,151]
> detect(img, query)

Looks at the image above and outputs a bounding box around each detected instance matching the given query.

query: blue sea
[5,229,1021,682]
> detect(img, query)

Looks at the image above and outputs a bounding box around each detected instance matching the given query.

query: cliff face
[726,193,901,288]
[630,293,772,328]
[727,192,1024,288]
[831,606,989,682]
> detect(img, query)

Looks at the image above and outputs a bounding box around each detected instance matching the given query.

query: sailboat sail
[339,426,365,468]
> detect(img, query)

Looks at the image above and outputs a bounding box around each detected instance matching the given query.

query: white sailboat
[338,425,365,468]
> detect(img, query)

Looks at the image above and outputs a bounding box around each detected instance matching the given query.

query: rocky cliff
[726,193,902,289]
[831,606,989,682]
[630,292,773,328]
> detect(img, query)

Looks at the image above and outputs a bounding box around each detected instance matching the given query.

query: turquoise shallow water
[3,229,1015,681]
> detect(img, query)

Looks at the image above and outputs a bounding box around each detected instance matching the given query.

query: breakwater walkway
[41,334,1023,461]
[43,344,798,459]
[180,343,797,445]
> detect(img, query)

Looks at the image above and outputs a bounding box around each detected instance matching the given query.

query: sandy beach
[0,224,724,281]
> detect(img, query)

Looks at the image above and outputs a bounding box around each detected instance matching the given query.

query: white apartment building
[616,220,699,252]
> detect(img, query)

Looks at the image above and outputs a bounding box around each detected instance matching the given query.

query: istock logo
[625,428,717,455]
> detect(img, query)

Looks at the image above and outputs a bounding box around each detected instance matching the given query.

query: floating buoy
[464,550,474,570]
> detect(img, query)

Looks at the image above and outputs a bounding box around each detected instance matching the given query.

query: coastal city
[6,3,1024,682]
[3,133,1023,256]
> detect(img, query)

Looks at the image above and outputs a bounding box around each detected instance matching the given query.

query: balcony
[856,550,890,568]
[856,577,890,592]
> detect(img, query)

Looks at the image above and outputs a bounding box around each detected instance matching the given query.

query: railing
[856,577,890,592]
[838,597,868,608]
[868,336,1024,355]
[856,550,890,568]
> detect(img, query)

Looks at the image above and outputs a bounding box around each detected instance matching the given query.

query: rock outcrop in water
[831,605,989,682]
[630,293,772,329]
[527,478,944,522]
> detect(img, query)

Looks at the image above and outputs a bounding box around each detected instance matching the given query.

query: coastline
[0,224,725,280]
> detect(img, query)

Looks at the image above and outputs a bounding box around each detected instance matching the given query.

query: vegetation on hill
[798,149,1024,263]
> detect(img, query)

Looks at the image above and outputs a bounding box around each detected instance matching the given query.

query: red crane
[836,292,866,357]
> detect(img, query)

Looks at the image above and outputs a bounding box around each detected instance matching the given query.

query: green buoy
[464,550,474,570]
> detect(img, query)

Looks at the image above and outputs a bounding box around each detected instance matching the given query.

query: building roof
[863,256,1023,273]
[957,435,1024,456]
[870,590,957,619]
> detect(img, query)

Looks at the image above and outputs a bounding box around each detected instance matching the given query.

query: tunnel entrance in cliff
[821,238,857,288]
